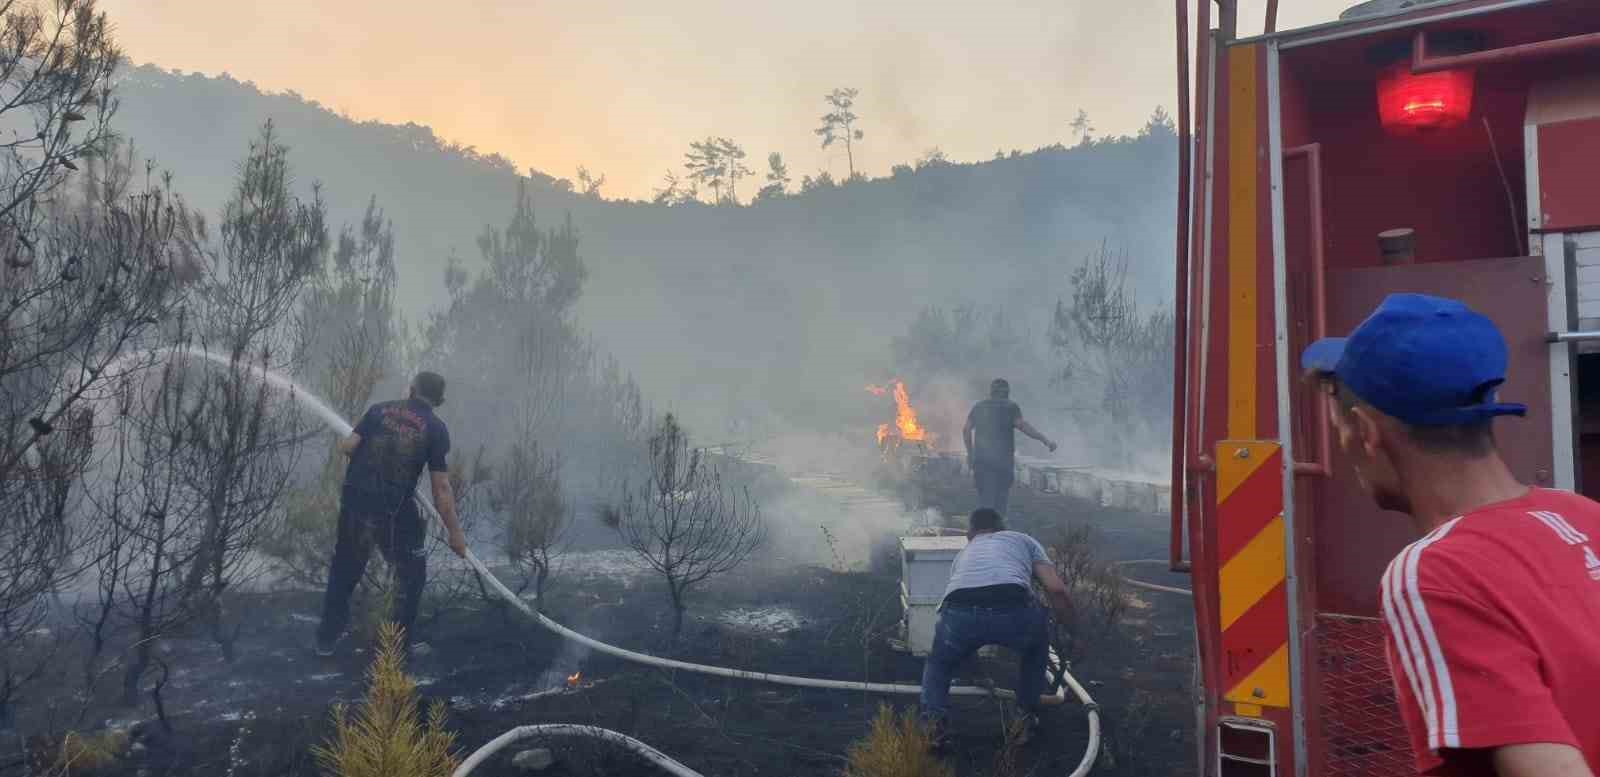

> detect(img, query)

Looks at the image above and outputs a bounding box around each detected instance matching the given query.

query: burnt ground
[4,466,1198,777]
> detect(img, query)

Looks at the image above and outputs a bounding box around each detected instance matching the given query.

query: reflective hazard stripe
[1217,440,1288,708]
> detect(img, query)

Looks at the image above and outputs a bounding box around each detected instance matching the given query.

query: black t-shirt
[968,398,1021,468]
[344,398,450,503]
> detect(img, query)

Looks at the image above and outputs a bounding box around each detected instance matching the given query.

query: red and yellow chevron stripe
[1216,440,1289,710]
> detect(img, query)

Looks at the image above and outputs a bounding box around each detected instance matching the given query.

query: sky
[101,0,1356,200]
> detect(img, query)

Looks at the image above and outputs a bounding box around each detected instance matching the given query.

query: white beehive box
[900,536,967,604]
[899,536,967,656]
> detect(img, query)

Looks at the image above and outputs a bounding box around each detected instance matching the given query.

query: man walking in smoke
[316,371,468,657]
[965,378,1057,515]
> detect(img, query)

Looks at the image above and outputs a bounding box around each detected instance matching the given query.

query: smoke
[742,432,944,572]
[103,67,1178,457]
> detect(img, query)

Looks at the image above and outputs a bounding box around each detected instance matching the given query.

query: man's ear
[1350,404,1384,459]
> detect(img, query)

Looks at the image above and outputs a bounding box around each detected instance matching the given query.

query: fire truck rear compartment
[1228,8,1600,774]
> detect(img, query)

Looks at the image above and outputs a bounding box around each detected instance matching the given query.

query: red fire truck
[1167,0,1600,774]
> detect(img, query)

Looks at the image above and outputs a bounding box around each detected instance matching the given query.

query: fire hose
[453,725,703,777]
[448,508,1101,776]
[1115,559,1194,597]
[107,350,1101,777]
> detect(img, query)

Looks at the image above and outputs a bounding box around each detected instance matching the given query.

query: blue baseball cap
[1300,293,1526,426]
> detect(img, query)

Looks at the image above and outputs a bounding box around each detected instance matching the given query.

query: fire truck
[1167,0,1600,774]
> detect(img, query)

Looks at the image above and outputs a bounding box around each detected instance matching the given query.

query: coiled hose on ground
[449,538,1100,776]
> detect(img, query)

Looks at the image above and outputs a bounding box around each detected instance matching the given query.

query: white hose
[1115,559,1194,597]
[1059,670,1102,777]
[459,543,1028,698]
[451,725,705,777]
[107,349,1101,776]
[452,529,1099,777]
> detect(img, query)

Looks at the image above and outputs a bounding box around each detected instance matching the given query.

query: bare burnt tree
[268,197,399,586]
[0,0,159,478]
[420,446,494,625]
[494,438,567,606]
[609,414,764,637]
[79,344,212,707]
[0,406,91,725]
[1049,242,1174,466]
[1,138,195,724]
[1044,525,1128,667]
[170,121,327,661]
[0,0,119,258]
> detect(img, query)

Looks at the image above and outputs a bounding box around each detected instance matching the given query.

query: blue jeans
[919,601,1050,723]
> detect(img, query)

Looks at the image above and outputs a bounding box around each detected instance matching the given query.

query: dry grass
[844,705,953,777]
[44,729,128,775]
[313,622,459,777]
[1100,689,1157,773]
[989,708,1028,777]
[1047,524,1131,665]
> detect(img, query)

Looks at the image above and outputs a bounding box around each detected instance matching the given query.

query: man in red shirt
[1304,293,1600,777]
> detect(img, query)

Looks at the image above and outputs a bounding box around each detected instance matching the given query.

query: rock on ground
[512,747,555,772]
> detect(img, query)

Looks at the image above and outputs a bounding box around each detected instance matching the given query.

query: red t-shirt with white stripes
[1381,488,1600,775]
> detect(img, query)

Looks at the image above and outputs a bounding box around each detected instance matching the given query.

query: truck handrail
[1170,0,1195,573]
[1412,28,1600,74]
[1285,143,1332,479]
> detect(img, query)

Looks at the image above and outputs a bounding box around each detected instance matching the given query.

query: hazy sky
[102,0,1354,200]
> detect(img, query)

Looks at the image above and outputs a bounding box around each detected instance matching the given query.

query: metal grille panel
[1315,614,1412,776]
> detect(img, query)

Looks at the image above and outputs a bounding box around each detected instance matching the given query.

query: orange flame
[890,381,929,443]
[868,380,930,447]
[566,672,582,688]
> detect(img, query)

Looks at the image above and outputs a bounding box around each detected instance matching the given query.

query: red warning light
[1376,63,1474,134]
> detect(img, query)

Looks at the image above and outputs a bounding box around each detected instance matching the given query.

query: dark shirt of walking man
[964,379,1057,515]
[316,371,468,657]
[919,508,1074,748]
[1304,293,1600,777]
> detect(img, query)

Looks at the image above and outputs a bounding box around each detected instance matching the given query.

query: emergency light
[1375,63,1475,134]
[1376,63,1475,133]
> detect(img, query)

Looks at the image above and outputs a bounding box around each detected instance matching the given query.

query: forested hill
[111,64,1178,435]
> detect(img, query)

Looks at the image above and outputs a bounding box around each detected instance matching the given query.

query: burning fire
[866,380,931,447]
[566,672,582,688]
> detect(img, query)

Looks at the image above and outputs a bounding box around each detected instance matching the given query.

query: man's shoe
[314,633,340,658]
[924,718,949,752]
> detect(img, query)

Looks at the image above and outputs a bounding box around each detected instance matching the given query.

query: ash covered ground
[5,454,1195,777]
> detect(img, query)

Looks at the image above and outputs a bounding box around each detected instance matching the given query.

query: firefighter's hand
[447,526,468,559]
[1046,440,1058,454]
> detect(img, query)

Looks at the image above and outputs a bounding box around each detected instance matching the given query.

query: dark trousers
[919,601,1050,722]
[317,488,426,645]
[974,462,1015,515]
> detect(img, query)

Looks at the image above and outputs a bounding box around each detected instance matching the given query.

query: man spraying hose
[315,371,468,657]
